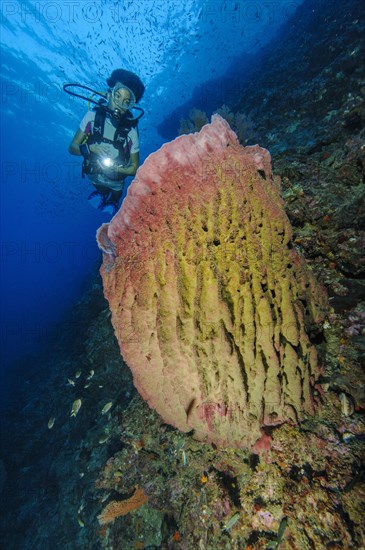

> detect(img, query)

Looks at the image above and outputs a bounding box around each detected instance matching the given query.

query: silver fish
[70,399,82,417]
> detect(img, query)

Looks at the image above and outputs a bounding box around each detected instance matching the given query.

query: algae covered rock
[97,115,328,449]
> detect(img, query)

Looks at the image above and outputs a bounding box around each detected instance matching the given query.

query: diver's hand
[102,163,125,181]
[89,144,110,156]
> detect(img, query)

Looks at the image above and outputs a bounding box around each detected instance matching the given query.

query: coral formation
[341,304,365,338]
[179,105,255,144]
[97,115,328,449]
[98,486,148,525]
[215,105,255,144]
[179,107,208,134]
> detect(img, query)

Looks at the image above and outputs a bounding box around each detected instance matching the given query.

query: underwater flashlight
[101,157,114,168]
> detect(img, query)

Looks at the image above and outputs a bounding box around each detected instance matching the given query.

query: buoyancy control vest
[82,107,138,180]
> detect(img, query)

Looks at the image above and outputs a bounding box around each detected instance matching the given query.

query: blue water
[0,0,302,379]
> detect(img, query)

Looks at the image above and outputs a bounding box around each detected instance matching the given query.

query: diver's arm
[68,128,86,156]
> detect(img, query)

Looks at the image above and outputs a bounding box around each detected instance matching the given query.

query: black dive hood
[63,83,144,126]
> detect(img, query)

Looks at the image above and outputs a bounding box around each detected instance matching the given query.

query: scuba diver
[67,69,145,215]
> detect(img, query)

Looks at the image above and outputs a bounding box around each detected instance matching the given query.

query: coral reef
[92,385,365,549]
[98,115,328,449]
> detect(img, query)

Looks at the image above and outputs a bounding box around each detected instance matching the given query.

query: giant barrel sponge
[97,115,328,449]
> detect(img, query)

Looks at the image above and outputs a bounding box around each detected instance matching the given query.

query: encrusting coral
[98,486,148,525]
[179,105,255,144]
[97,115,328,449]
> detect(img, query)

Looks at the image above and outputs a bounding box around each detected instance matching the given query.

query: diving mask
[111,83,136,111]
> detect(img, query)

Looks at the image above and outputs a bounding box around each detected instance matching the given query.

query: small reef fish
[77,503,85,527]
[47,417,55,429]
[339,392,354,417]
[71,399,82,417]
[222,512,240,532]
[342,432,355,443]
[101,402,113,415]
[266,516,288,549]
[67,378,75,386]
[86,370,94,380]
[75,370,82,379]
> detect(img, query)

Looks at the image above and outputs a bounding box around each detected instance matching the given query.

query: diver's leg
[101,189,123,215]
[88,184,111,210]
[109,189,123,205]
[93,184,112,196]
